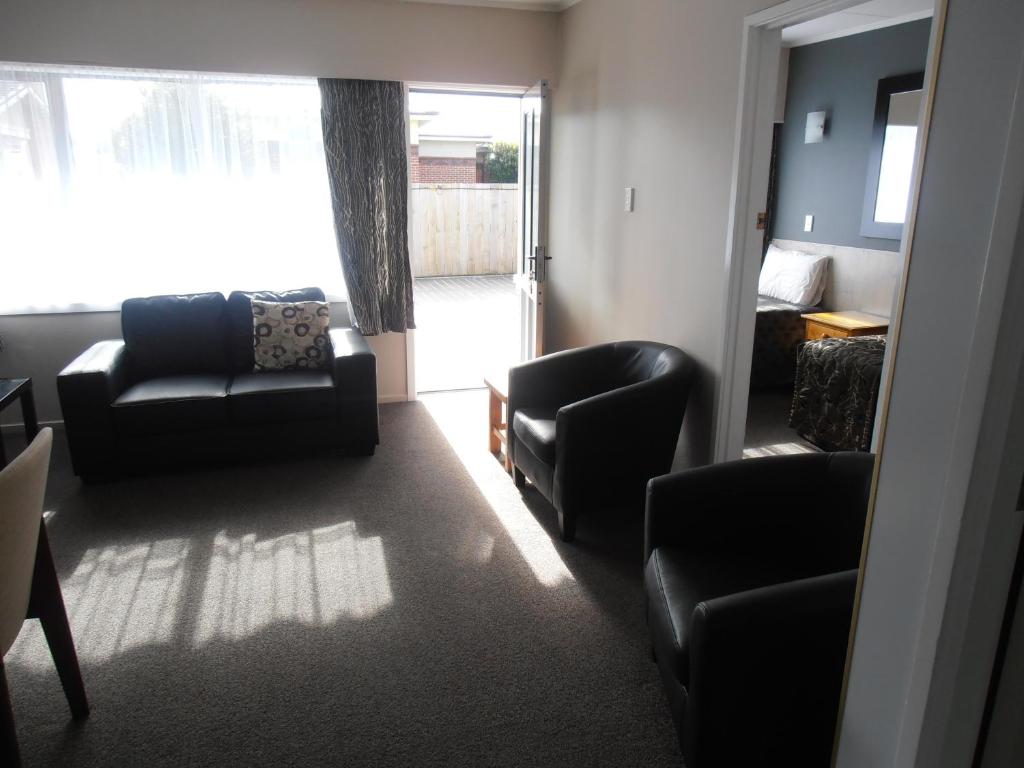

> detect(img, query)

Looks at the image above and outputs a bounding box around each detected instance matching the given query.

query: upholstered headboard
[773,239,902,317]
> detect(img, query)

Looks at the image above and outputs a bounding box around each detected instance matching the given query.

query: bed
[750,239,899,391]
[789,335,887,452]
[750,294,819,390]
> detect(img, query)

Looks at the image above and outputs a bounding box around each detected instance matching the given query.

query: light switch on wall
[804,214,814,232]
[624,187,635,212]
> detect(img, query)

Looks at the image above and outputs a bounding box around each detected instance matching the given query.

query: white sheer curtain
[0,64,346,314]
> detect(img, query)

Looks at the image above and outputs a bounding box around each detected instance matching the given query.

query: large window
[0,64,344,314]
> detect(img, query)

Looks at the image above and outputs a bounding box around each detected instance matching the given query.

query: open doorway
[733,0,934,458]
[408,89,522,394]
[710,0,946,765]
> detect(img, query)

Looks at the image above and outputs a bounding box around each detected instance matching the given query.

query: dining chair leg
[0,661,21,768]
[27,522,89,720]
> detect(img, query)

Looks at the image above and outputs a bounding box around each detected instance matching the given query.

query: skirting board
[0,418,64,431]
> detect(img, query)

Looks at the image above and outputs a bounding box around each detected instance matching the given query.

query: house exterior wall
[409,145,479,184]
[409,144,421,184]
[418,140,479,159]
[416,157,478,184]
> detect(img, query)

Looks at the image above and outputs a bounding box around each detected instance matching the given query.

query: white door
[517,80,550,361]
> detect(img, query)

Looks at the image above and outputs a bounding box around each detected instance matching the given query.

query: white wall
[551,7,1024,765]
[837,1,1024,765]
[0,0,557,86]
[0,312,122,425]
[0,0,558,413]
[548,0,777,467]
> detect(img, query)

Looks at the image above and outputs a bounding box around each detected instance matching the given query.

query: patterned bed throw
[789,336,886,452]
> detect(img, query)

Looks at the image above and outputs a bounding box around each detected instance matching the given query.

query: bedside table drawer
[805,321,849,341]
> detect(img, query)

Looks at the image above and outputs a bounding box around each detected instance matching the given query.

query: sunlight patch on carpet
[421,391,575,588]
[743,442,819,458]
[7,537,192,668]
[193,522,392,645]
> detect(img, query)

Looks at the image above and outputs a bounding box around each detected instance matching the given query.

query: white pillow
[758,244,829,305]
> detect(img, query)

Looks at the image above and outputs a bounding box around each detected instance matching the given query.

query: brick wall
[409,146,478,183]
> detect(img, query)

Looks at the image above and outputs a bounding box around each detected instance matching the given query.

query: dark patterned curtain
[318,78,415,335]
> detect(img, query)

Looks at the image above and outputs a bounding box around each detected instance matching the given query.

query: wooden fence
[409,183,518,277]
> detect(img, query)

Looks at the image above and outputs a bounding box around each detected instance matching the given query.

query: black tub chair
[644,451,875,767]
[507,340,696,542]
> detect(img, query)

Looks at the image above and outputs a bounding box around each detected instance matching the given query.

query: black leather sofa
[507,340,696,542]
[57,289,378,481]
[644,451,874,768]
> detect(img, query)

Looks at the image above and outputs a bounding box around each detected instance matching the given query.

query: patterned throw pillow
[251,299,332,372]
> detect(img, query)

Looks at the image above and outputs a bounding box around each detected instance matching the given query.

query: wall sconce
[805,110,828,143]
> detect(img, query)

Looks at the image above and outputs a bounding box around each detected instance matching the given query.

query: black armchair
[643,452,875,768]
[508,341,695,542]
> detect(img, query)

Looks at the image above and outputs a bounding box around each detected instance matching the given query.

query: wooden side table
[484,372,512,473]
[0,378,39,468]
[801,311,889,341]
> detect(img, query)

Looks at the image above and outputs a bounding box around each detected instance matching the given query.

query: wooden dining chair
[0,428,89,766]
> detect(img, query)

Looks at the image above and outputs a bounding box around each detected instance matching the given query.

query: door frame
[717,1,1024,766]
[713,0,907,463]
[516,79,550,361]
[403,82,536,399]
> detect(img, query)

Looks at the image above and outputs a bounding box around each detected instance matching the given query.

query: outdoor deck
[413,275,520,393]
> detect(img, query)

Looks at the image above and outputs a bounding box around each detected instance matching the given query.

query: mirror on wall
[861,72,925,239]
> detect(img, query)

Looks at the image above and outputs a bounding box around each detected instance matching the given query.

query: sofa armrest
[644,453,862,562]
[57,340,128,478]
[683,569,857,767]
[58,340,128,401]
[329,328,378,447]
[330,327,374,376]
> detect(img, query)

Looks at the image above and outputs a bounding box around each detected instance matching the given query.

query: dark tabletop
[0,377,31,406]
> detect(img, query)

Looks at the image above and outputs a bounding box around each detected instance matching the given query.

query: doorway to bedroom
[408,89,522,394]
[741,2,932,458]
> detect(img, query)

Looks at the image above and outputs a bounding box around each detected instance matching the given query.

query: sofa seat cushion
[645,546,804,686]
[112,374,230,436]
[228,371,336,426]
[512,408,557,466]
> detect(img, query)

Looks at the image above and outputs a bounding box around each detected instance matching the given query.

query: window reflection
[873,89,922,225]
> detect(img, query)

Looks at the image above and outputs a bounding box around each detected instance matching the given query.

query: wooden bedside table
[801,311,889,340]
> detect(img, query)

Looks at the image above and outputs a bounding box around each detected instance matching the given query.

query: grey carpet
[743,390,819,457]
[3,393,681,767]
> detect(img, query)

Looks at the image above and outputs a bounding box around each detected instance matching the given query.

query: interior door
[517,80,550,361]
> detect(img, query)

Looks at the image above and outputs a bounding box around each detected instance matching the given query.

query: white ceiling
[401,0,580,11]
[399,0,931,35]
[783,0,934,47]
